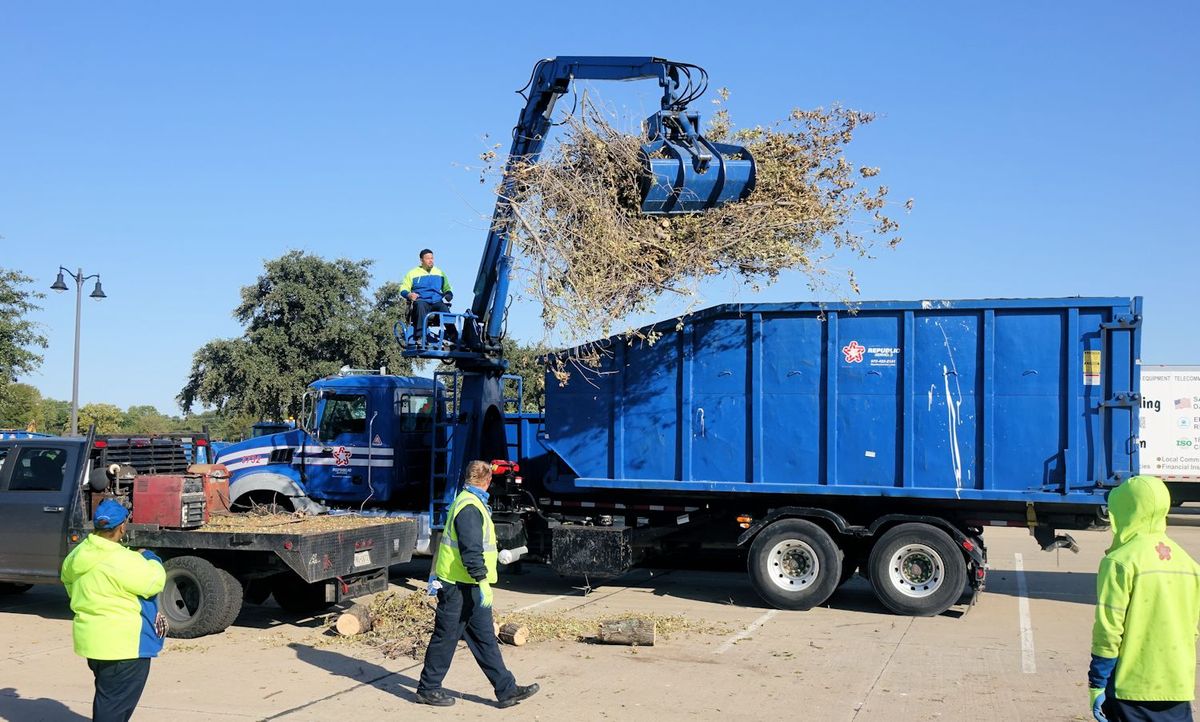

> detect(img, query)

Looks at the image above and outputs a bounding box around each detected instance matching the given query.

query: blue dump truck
[217,295,1141,617]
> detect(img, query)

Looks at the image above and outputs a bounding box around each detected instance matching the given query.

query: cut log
[596,618,655,646]
[335,603,373,636]
[498,623,528,646]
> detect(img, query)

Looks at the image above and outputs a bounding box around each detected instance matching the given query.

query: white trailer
[1139,365,1200,503]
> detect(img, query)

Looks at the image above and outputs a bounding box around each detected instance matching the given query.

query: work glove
[1087,654,1116,722]
[477,581,493,608]
[426,574,442,597]
[1089,688,1107,722]
[443,291,453,303]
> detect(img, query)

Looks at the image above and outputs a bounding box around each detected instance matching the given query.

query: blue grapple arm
[400,56,755,370]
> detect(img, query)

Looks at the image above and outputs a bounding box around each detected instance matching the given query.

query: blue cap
[93,498,129,529]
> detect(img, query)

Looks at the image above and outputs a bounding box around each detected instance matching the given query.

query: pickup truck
[0,433,418,637]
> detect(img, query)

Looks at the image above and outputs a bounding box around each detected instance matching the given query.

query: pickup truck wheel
[160,556,236,638]
[747,519,841,610]
[868,523,966,617]
[0,582,33,594]
[271,575,333,615]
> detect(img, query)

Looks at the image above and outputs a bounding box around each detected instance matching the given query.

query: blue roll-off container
[541,297,1141,510]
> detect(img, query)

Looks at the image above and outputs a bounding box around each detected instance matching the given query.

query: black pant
[87,658,151,722]
[1103,697,1194,722]
[417,582,516,699]
[412,301,458,343]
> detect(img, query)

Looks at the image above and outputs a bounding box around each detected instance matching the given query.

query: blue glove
[1089,688,1107,722]
[139,549,162,563]
[1087,654,1116,722]
[426,574,442,597]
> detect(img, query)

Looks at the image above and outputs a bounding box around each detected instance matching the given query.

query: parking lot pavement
[3,523,1200,721]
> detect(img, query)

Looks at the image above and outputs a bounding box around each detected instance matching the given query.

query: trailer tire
[868,523,966,617]
[271,575,333,615]
[747,519,842,610]
[0,582,33,594]
[161,556,237,638]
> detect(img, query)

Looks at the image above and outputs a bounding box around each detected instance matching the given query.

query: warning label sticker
[1083,350,1101,386]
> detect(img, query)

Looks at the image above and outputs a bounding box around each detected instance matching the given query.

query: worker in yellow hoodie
[1089,475,1200,722]
[61,499,167,722]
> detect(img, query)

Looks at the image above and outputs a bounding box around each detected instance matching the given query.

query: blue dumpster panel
[542,297,1142,506]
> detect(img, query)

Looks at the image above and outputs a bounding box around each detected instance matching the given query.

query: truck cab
[215,371,440,512]
[0,437,83,585]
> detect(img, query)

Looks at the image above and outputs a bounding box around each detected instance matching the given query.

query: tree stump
[334,603,373,636]
[596,618,655,646]
[498,623,528,646]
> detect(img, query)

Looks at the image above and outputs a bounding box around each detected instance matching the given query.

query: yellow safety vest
[435,489,498,584]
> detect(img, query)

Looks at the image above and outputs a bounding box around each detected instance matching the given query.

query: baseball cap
[93,498,129,529]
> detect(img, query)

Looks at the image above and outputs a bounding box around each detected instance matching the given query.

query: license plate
[353,550,372,568]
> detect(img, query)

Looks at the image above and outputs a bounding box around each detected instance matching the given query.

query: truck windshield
[396,392,434,432]
[318,394,369,439]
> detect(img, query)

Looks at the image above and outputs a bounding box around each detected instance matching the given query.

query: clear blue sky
[2,2,1197,414]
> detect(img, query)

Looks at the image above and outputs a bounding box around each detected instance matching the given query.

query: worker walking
[416,460,540,708]
[61,498,168,722]
[400,248,458,348]
[1088,475,1200,722]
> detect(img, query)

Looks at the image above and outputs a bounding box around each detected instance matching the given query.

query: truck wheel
[160,556,235,638]
[271,574,333,615]
[0,582,33,594]
[868,523,966,617]
[747,519,842,610]
[217,571,245,631]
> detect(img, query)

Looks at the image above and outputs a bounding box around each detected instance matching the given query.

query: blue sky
[2,2,1197,413]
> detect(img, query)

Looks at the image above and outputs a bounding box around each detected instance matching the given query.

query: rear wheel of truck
[271,574,334,615]
[867,523,966,617]
[161,556,237,638]
[747,519,842,610]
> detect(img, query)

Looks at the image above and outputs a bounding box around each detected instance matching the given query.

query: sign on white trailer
[1139,365,1200,496]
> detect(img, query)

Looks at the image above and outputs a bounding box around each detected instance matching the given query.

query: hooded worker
[1089,475,1200,722]
[61,498,168,722]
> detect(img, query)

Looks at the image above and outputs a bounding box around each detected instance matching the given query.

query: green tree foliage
[78,402,123,434]
[500,338,548,412]
[179,251,415,420]
[120,405,174,434]
[0,383,43,429]
[38,398,71,435]
[0,268,47,384]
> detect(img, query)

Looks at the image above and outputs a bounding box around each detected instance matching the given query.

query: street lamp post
[51,267,106,436]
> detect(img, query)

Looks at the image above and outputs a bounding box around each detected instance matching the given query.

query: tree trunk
[335,603,373,636]
[498,623,528,646]
[596,618,655,646]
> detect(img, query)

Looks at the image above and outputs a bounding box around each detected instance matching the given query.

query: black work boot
[415,689,456,707]
[497,683,540,708]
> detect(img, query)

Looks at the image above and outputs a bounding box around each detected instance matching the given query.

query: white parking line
[510,594,567,613]
[715,609,780,655]
[1014,553,1036,673]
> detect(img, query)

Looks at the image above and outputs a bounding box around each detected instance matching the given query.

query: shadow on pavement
[0,687,88,721]
[0,585,73,621]
[984,569,1097,605]
[285,642,497,711]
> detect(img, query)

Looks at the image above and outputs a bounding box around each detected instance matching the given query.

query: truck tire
[747,519,842,610]
[271,574,333,615]
[160,556,236,638]
[0,582,33,594]
[217,571,245,632]
[867,523,966,617]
